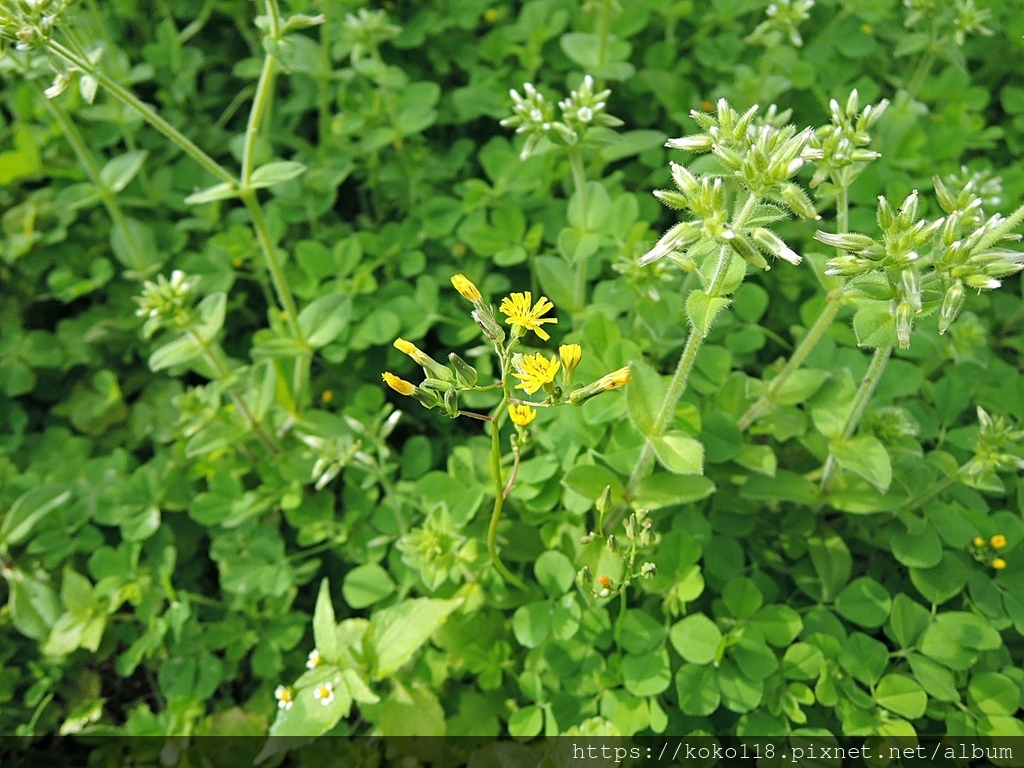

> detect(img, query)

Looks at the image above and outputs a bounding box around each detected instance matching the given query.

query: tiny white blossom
[313,682,334,706]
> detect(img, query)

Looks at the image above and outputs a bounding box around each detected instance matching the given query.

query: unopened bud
[448,353,479,387]
[939,282,965,334]
[472,308,505,343]
[779,182,818,219]
[596,485,612,516]
[896,301,914,349]
[727,232,770,270]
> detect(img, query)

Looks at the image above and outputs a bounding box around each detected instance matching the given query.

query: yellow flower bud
[394,338,418,356]
[973,536,985,547]
[559,344,582,371]
[508,403,537,427]
[990,534,1007,550]
[451,273,482,302]
[992,558,1006,570]
[382,372,415,396]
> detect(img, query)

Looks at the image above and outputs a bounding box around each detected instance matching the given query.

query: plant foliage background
[1,0,1024,746]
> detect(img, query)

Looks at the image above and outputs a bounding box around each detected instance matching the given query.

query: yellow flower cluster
[969,533,1009,571]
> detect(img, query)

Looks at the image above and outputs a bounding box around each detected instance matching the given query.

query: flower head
[313,682,334,706]
[512,352,560,394]
[992,557,1007,570]
[595,366,632,392]
[307,649,322,669]
[559,344,582,371]
[991,534,1007,550]
[394,338,418,356]
[274,685,294,710]
[382,372,415,396]
[500,292,558,341]
[973,536,985,547]
[509,403,537,427]
[451,274,482,302]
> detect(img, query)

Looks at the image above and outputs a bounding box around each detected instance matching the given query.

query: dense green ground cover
[2,0,1024,748]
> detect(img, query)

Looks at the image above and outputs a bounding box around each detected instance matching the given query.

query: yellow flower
[973,536,985,547]
[992,557,1007,570]
[559,344,582,371]
[451,274,482,302]
[509,403,537,426]
[991,534,1007,550]
[596,365,632,391]
[382,372,415,396]
[500,292,558,341]
[512,352,560,394]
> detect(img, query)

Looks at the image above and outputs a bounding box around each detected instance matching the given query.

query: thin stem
[188,331,281,453]
[503,445,522,499]
[44,39,236,185]
[737,295,843,431]
[624,244,733,503]
[902,474,956,513]
[40,89,148,278]
[240,54,278,186]
[819,345,893,495]
[239,193,303,339]
[568,146,589,311]
[486,396,526,589]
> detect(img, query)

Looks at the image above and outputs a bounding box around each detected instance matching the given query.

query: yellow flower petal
[512,352,560,395]
[509,403,537,426]
[451,274,482,302]
[382,372,415,396]
[500,291,557,341]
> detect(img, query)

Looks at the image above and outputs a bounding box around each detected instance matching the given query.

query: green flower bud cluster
[340,9,401,64]
[134,270,199,339]
[746,0,816,49]
[0,0,72,53]
[501,75,622,159]
[808,89,889,190]
[643,100,819,273]
[960,407,1024,493]
[904,0,992,47]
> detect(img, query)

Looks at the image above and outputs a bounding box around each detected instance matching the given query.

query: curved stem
[819,345,892,495]
[240,54,278,187]
[486,397,526,589]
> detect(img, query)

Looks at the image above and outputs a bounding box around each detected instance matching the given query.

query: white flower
[274,685,294,710]
[313,682,334,706]
[306,649,322,669]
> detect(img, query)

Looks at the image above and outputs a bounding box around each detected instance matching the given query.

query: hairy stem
[568,146,590,311]
[819,345,892,495]
[624,244,734,503]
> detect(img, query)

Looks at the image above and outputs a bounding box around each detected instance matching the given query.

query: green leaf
[99,150,147,192]
[852,302,897,347]
[749,604,802,647]
[626,359,666,437]
[781,643,825,680]
[377,682,446,736]
[907,653,960,702]
[890,518,943,568]
[621,648,672,697]
[366,597,461,679]
[686,290,731,338]
[249,161,306,188]
[149,335,202,372]
[967,672,1019,716]
[512,601,551,649]
[562,464,623,503]
[264,668,351,741]
[717,659,764,713]
[6,568,61,640]
[342,563,396,609]
[840,632,889,686]
[533,551,575,599]
[313,578,339,663]
[830,435,892,491]
[675,663,720,716]
[633,474,715,510]
[910,550,968,605]
[723,577,763,620]
[298,294,352,348]
[888,593,930,648]
[650,432,704,475]
[699,412,741,463]
[0,486,72,549]
[835,577,892,628]
[184,182,238,205]
[669,613,721,665]
[875,674,927,719]
[772,369,831,405]
[807,535,852,602]
[195,292,227,343]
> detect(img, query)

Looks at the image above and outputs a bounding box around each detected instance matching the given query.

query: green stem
[487,396,526,589]
[188,331,280,453]
[44,39,236,185]
[624,244,733,502]
[568,146,589,311]
[737,295,843,431]
[902,474,956,513]
[40,89,149,278]
[819,345,892,495]
[240,54,278,187]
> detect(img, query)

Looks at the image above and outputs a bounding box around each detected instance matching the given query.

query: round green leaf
[875,673,927,719]
[342,564,396,609]
[621,648,671,697]
[534,551,576,598]
[968,672,1020,716]
[669,613,721,665]
[835,576,892,628]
